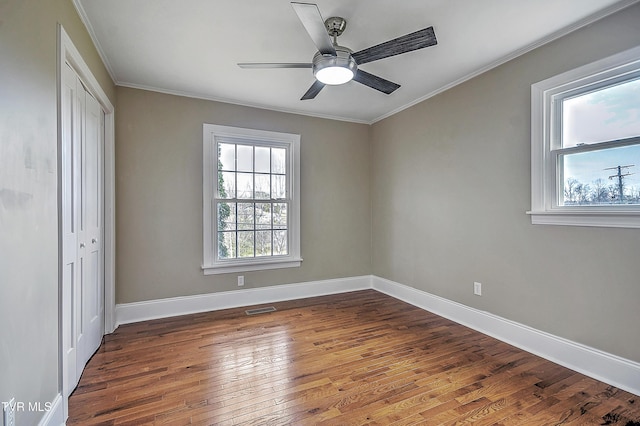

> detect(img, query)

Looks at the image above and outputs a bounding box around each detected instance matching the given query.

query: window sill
[202,257,303,275]
[527,210,640,228]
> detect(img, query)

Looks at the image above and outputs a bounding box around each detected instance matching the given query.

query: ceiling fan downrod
[325,16,347,46]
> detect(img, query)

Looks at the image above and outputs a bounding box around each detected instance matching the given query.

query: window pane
[273,230,288,256]
[273,203,287,229]
[238,231,254,258]
[272,174,286,199]
[563,77,640,148]
[218,143,235,171]
[272,148,286,174]
[218,232,236,259]
[237,172,253,199]
[256,231,272,257]
[255,174,270,199]
[561,144,640,205]
[237,145,253,172]
[218,171,235,199]
[255,147,270,173]
[255,203,271,229]
[217,202,236,231]
[237,203,254,230]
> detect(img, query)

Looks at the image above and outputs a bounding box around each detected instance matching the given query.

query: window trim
[528,45,640,228]
[202,124,301,275]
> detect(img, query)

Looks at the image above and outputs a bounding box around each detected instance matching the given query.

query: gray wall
[2,3,639,425]
[115,87,371,303]
[371,4,640,363]
[0,0,115,424]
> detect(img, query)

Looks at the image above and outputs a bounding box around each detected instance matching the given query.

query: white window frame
[202,124,301,274]
[528,45,640,229]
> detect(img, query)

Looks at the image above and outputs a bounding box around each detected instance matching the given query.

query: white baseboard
[372,275,640,397]
[113,274,639,397]
[115,275,372,326]
[38,393,63,426]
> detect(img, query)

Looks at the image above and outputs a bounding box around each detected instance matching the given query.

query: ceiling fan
[238,2,437,100]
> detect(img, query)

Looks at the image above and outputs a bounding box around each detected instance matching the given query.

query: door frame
[57,24,116,418]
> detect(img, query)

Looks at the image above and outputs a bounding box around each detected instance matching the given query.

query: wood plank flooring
[67,290,640,425]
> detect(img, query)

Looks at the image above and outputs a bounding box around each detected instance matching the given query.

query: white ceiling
[75,0,637,124]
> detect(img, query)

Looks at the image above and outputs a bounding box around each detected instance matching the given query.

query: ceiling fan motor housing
[312,45,357,85]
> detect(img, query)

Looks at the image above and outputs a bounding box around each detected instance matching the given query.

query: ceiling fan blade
[353,70,400,95]
[301,80,325,100]
[238,63,312,69]
[291,2,336,56]
[352,26,437,65]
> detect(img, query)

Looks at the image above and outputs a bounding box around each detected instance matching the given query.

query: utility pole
[605,164,635,203]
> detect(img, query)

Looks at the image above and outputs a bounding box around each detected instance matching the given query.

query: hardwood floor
[68,290,640,425]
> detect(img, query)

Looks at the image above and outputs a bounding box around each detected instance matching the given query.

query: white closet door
[80,88,105,368]
[61,63,105,396]
[61,63,80,393]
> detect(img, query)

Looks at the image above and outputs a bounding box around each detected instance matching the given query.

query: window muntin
[203,124,301,274]
[529,45,640,228]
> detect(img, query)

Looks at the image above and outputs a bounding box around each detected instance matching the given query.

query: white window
[203,124,301,274]
[529,45,640,228]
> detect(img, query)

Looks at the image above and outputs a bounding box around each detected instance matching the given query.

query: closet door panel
[61,63,80,393]
[81,90,104,365]
[61,63,105,396]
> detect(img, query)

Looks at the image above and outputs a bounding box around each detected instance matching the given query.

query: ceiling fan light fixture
[315,66,354,85]
[312,48,357,85]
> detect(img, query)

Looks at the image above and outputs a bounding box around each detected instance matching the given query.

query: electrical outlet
[474,282,482,296]
[237,276,244,287]
[3,398,16,426]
